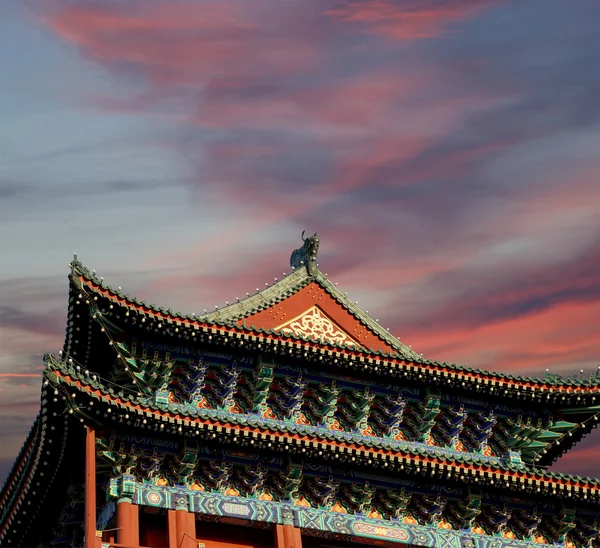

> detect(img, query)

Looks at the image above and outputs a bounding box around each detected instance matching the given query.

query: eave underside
[3,357,600,548]
[56,276,600,468]
[5,256,598,547]
[68,263,600,408]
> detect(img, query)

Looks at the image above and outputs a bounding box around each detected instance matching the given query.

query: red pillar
[116,499,135,546]
[274,524,286,547]
[175,508,188,547]
[168,510,178,548]
[274,524,302,548]
[85,426,97,548]
[187,512,196,541]
[130,503,140,547]
[293,525,303,547]
[175,508,196,547]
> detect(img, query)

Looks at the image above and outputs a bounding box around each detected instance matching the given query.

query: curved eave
[69,259,600,401]
[45,354,600,502]
[539,412,599,467]
[0,380,72,547]
[0,418,40,519]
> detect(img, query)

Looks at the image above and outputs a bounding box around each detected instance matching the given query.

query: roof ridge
[69,256,600,389]
[205,266,310,323]
[313,271,422,361]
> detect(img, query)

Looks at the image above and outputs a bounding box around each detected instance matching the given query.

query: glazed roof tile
[68,257,600,394]
[43,354,600,494]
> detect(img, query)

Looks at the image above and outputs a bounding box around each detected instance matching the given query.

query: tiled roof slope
[69,256,600,394]
[41,353,600,499]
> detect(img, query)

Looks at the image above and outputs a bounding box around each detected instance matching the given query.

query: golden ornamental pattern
[276,306,358,348]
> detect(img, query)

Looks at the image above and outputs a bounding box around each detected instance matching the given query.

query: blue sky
[1,0,600,481]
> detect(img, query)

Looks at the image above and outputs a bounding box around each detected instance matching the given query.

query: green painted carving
[374,392,406,437]
[97,437,138,476]
[111,341,174,397]
[179,359,208,405]
[139,448,165,480]
[483,504,512,534]
[237,463,267,496]
[377,488,411,519]
[342,481,376,514]
[503,450,522,465]
[448,489,482,529]
[515,507,542,539]
[548,506,575,543]
[203,459,233,493]
[213,362,241,410]
[572,516,600,544]
[274,373,306,421]
[108,475,136,501]
[306,475,340,510]
[170,441,199,484]
[241,361,274,414]
[309,381,340,428]
[341,388,375,432]
[466,408,497,453]
[415,493,447,525]
[435,404,467,447]
[275,463,303,501]
[406,389,441,442]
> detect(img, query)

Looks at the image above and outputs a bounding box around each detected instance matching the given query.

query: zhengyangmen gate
[2,234,600,548]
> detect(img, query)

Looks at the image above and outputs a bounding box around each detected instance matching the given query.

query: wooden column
[293,525,303,547]
[187,512,196,542]
[116,499,135,546]
[175,509,187,547]
[274,524,302,548]
[168,510,178,548]
[175,508,196,547]
[85,426,97,548]
[130,503,140,548]
[274,524,285,547]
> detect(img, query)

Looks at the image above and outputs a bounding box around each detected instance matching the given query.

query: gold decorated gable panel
[275,306,360,348]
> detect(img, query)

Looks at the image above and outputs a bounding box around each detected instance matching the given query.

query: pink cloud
[325,0,502,40]
[401,298,600,373]
[37,0,600,380]
[551,443,600,477]
[43,1,326,95]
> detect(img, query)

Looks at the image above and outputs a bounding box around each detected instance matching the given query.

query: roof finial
[290,231,319,275]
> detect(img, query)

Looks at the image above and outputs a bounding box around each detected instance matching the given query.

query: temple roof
[3,237,600,547]
[204,265,422,359]
[61,238,600,467]
[66,235,600,395]
[3,351,600,546]
[38,353,600,493]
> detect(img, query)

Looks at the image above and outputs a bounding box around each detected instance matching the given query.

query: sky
[1,0,600,482]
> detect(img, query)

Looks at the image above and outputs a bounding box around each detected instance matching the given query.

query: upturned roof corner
[4,239,600,548]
